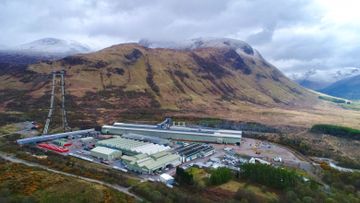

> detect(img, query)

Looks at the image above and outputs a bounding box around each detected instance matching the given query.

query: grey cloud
[247,27,275,45]
[0,0,358,77]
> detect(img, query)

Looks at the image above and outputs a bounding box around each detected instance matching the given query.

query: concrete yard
[212,138,314,172]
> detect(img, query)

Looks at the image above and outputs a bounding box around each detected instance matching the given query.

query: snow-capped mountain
[14,38,90,55]
[0,38,91,64]
[139,37,263,58]
[291,67,360,90]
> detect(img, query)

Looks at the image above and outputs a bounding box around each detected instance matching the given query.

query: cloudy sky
[0,0,359,77]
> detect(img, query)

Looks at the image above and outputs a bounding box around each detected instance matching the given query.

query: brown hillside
[1,42,359,129]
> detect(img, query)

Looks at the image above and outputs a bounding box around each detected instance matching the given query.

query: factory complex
[16,118,242,175]
[102,119,242,145]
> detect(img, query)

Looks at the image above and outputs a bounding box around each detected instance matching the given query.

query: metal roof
[135,152,180,170]
[17,129,96,145]
[125,151,180,171]
[122,133,170,145]
[160,173,174,181]
[102,125,242,139]
[97,136,169,155]
[132,143,170,155]
[91,146,121,155]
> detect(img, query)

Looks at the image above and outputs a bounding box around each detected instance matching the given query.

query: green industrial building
[90,146,122,161]
[121,151,181,174]
[96,136,170,156]
[52,138,71,147]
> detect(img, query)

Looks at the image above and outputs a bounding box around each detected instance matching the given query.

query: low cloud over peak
[0,0,359,77]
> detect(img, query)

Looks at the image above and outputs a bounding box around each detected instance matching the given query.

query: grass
[0,124,18,135]
[218,180,244,192]
[340,100,360,111]
[0,159,135,203]
[316,91,360,111]
[318,95,348,104]
[187,167,209,187]
[217,180,279,202]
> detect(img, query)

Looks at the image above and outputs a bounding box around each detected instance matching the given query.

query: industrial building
[175,143,215,162]
[102,119,242,144]
[16,129,97,145]
[90,146,122,161]
[121,133,170,145]
[122,151,181,174]
[96,136,170,156]
[80,137,95,145]
[52,138,72,147]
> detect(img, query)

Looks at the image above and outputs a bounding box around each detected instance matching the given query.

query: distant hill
[292,67,360,90]
[296,79,328,91]
[320,74,360,100]
[0,38,90,64]
[14,38,90,55]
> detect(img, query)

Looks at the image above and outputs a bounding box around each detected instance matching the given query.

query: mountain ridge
[1,38,359,129]
[320,74,360,100]
[292,67,360,90]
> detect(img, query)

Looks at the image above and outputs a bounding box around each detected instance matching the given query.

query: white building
[249,157,271,165]
[159,173,174,185]
[90,146,122,161]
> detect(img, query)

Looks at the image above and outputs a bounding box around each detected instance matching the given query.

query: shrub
[310,124,360,140]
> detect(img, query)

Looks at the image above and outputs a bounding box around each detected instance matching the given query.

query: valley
[2,0,360,202]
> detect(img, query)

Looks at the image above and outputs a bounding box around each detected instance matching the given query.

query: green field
[340,100,360,111]
[317,93,360,111]
[218,180,279,202]
[318,95,348,103]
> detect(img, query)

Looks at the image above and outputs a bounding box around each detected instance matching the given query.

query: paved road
[0,152,143,201]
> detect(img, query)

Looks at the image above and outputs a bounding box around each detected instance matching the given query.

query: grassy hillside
[0,159,135,203]
[1,42,360,130]
[310,124,360,140]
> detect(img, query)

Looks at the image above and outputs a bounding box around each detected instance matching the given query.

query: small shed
[80,137,95,144]
[159,173,174,185]
[52,138,72,147]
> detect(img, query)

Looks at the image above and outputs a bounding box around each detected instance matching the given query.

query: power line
[42,70,71,134]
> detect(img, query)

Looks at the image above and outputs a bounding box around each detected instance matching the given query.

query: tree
[175,167,194,185]
[209,167,232,185]
[240,163,299,189]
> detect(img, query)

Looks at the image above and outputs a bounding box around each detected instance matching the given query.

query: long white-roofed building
[102,119,242,145]
[96,136,170,156]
